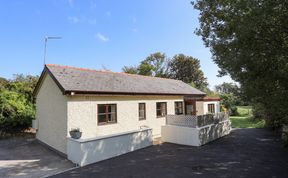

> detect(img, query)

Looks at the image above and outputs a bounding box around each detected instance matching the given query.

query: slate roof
[34,64,206,96]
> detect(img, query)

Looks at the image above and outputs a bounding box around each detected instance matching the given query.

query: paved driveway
[0,137,74,178]
[51,129,288,178]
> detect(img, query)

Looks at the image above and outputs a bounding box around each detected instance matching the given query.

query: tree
[123,52,168,77]
[215,82,238,95]
[123,52,209,91]
[215,82,246,105]
[0,77,8,90]
[168,54,208,90]
[0,74,38,135]
[122,66,138,74]
[193,0,288,128]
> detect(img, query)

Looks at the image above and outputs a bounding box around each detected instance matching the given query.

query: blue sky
[0,0,233,88]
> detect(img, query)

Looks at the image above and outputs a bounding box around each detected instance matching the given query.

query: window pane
[98,105,106,114]
[98,114,106,123]
[175,102,183,115]
[98,104,117,124]
[157,109,162,116]
[208,104,215,113]
[107,113,116,122]
[157,102,166,117]
[139,103,146,120]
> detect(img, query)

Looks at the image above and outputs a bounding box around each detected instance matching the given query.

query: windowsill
[156,115,166,118]
[139,118,146,121]
[98,122,117,126]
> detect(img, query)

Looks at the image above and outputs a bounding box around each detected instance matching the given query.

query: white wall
[162,120,231,146]
[203,101,220,114]
[35,74,68,154]
[67,128,152,166]
[196,101,204,115]
[67,95,183,139]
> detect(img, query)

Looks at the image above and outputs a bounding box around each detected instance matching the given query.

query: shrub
[0,90,35,136]
[230,106,239,116]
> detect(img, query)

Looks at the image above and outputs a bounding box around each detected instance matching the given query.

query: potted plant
[69,128,82,139]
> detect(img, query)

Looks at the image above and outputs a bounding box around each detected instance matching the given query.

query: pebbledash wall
[36,74,68,154]
[67,95,184,139]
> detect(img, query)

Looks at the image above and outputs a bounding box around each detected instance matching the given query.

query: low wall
[67,128,152,166]
[161,120,231,146]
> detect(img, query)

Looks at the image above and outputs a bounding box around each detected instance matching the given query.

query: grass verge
[230,116,265,128]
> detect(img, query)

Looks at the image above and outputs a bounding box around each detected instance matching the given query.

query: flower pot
[69,131,82,139]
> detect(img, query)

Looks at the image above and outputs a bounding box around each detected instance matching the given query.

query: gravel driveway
[51,129,288,178]
[0,137,74,178]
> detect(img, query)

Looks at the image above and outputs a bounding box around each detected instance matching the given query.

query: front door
[185,101,196,115]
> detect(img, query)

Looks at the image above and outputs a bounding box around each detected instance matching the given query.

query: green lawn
[230,106,265,128]
[237,106,253,117]
[230,116,265,128]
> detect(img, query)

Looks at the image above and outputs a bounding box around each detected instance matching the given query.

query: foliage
[123,52,168,77]
[215,82,247,106]
[230,106,239,116]
[219,93,236,114]
[193,0,288,128]
[168,54,208,90]
[0,77,8,90]
[237,106,252,117]
[70,128,80,132]
[0,75,38,135]
[123,52,209,91]
[230,116,265,129]
[122,66,138,74]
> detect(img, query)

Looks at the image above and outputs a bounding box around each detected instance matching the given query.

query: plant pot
[69,131,82,139]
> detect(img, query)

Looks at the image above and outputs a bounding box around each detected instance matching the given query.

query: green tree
[123,52,209,91]
[123,52,168,77]
[215,82,246,105]
[0,77,8,90]
[122,66,138,74]
[215,82,238,95]
[0,89,35,135]
[193,0,288,128]
[168,54,208,90]
[7,74,39,102]
[0,74,38,135]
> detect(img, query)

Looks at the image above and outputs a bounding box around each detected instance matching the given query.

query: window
[97,104,117,125]
[208,104,215,113]
[175,102,183,115]
[156,102,167,117]
[139,103,146,120]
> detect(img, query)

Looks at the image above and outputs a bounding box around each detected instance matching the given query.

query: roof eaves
[65,90,207,96]
[33,65,67,97]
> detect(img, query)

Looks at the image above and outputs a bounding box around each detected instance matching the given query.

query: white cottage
[33,64,220,157]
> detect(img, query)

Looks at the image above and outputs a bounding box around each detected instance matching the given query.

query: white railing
[166,115,197,128]
[166,112,229,128]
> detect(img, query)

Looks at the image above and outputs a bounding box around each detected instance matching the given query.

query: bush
[0,90,35,136]
[230,106,239,116]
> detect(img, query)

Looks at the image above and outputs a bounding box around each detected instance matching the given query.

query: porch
[161,112,231,146]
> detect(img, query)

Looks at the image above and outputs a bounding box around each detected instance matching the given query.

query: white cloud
[67,16,80,23]
[95,33,109,42]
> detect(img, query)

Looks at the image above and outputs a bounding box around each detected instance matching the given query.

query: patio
[51,128,288,178]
